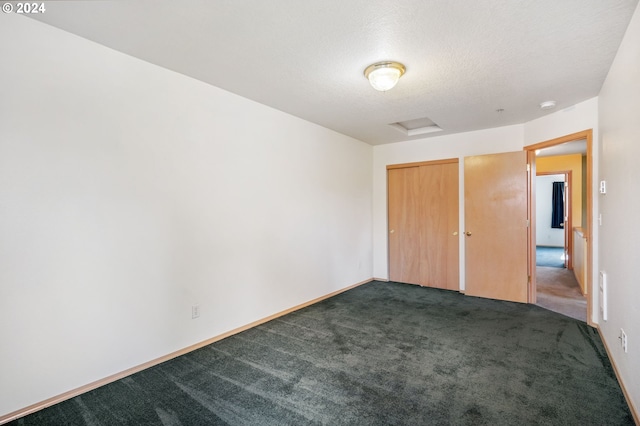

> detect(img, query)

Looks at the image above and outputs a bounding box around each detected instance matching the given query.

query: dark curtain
[551,181,564,228]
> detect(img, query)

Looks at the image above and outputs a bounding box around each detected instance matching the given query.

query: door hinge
[526,219,530,227]
[528,275,531,284]
[526,164,530,172]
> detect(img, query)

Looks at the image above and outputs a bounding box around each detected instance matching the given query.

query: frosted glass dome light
[364,61,406,91]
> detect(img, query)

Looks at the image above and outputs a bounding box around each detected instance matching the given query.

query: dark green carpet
[10,281,633,425]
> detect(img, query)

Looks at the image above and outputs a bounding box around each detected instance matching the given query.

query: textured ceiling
[29,0,638,145]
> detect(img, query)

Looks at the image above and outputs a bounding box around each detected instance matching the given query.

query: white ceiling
[536,140,587,157]
[29,0,638,145]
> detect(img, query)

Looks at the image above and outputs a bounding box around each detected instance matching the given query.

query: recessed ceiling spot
[389,117,442,136]
[540,100,557,110]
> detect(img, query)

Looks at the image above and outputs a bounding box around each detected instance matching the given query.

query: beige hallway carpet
[536,266,587,322]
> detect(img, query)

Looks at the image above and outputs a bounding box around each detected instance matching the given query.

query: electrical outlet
[621,329,628,353]
[192,305,200,319]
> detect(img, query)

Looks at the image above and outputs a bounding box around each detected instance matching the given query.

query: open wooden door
[464,151,528,303]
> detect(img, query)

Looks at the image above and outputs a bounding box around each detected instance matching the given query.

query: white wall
[0,15,373,417]
[372,125,524,286]
[523,98,599,146]
[598,2,640,415]
[536,174,566,247]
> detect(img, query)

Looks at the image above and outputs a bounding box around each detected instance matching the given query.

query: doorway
[536,172,570,269]
[534,170,586,322]
[524,130,593,325]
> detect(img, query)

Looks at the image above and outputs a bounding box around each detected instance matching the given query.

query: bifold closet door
[388,161,459,289]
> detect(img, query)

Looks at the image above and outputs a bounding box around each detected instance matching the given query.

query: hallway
[536,266,587,322]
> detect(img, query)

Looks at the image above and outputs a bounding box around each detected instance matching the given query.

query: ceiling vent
[389,117,442,136]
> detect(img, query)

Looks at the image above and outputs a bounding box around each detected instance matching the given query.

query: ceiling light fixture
[540,100,557,110]
[364,61,406,91]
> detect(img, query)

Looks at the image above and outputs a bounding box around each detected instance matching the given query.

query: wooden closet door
[420,162,459,290]
[388,167,422,285]
[388,160,459,290]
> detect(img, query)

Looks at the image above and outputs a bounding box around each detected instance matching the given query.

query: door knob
[453,231,458,236]
[465,231,472,236]
[390,229,395,234]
